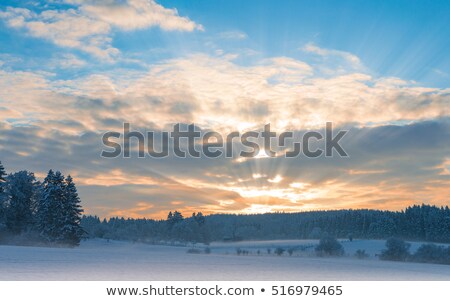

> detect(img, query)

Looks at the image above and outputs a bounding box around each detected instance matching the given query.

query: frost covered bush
[187,248,202,254]
[412,244,450,265]
[315,236,344,256]
[380,238,410,261]
[355,249,369,259]
[274,247,285,256]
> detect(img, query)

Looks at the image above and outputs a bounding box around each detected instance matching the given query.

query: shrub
[412,244,450,265]
[355,249,369,259]
[315,236,344,256]
[380,238,410,261]
[274,247,285,256]
[187,248,202,254]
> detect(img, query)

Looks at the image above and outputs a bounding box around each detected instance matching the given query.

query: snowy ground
[1,239,449,280]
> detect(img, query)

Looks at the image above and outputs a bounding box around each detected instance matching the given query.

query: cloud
[1,52,449,136]
[0,45,449,217]
[302,42,362,69]
[1,117,449,218]
[80,0,204,32]
[433,69,448,78]
[52,53,87,69]
[0,1,203,60]
[218,30,247,40]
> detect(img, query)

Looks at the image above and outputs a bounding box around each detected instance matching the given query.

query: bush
[274,247,285,256]
[380,238,410,261]
[412,244,450,265]
[187,248,202,254]
[315,236,344,256]
[355,249,369,259]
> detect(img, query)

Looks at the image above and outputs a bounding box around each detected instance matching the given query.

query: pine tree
[61,175,85,246]
[0,160,6,185]
[0,160,6,223]
[37,170,66,243]
[3,171,39,234]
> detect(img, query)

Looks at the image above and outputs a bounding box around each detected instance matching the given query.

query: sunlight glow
[268,175,283,183]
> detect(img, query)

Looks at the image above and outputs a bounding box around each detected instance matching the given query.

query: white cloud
[1,52,449,136]
[433,69,448,78]
[218,31,247,40]
[53,53,87,69]
[0,1,203,60]
[0,50,449,216]
[80,0,203,32]
[302,42,362,69]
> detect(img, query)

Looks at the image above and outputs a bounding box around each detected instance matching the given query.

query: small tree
[355,249,368,259]
[192,212,205,226]
[167,210,184,230]
[315,236,344,256]
[275,247,285,256]
[380,238,410,261]
[0,160,6,190]
[0,161,6,224]
[412,244,449,265]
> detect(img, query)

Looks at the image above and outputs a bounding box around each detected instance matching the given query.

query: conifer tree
[61,175,85,246]
[37,170,66,243]
[3,171,38,234]
[0,160,6,223]
[0,160,6,186]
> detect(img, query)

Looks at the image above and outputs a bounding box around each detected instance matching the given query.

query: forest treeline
[82,204,450,244]
[1,160,448,247]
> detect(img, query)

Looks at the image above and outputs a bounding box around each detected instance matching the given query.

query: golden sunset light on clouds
[0,0,449,218]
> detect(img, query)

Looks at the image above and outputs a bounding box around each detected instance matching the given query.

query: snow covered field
[1,239,449,280]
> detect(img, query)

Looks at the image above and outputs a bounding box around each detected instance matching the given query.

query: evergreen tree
[0,160,6,223]
[167,210,183,229]
[0,160,6,189]
[37,170,66,243]
[3,171,39,234]
[61,175,85,246]
[193,212,205,226]
[380,238,410,261]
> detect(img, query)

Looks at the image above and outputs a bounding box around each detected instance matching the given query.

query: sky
[0,0,449,219]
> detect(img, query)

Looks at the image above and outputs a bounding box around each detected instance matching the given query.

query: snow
[0,239,449,280]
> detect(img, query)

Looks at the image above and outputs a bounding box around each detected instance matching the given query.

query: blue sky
[1,0,449,86]
[0,0,449,218]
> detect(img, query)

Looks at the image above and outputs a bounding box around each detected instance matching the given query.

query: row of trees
[0,161,84,246]
[81,204,450,244]
[82,211,210,244]
[380,238,450,265]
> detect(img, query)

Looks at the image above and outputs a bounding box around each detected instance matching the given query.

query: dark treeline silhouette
[0,161,84,247]
[82,211,210,244]
[81,204,450,244]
